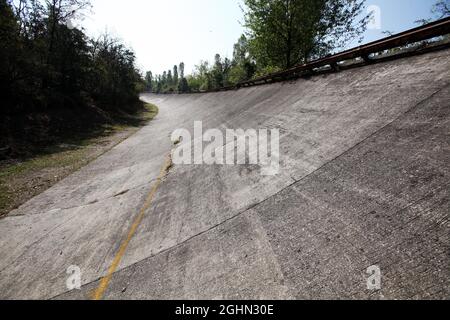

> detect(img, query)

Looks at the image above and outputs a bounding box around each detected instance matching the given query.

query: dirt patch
[0,103,159,217]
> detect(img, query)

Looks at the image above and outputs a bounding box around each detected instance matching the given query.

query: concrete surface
[0,49,449,300]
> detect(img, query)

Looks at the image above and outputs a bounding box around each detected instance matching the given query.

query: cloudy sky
[82,0,438,76]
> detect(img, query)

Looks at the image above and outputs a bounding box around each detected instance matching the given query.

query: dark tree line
[1,0,145,155]
[1,0,144,114]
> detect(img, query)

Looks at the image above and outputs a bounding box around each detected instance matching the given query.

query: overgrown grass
[0,103,159,217]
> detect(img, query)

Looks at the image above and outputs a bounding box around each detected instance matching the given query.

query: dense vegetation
[149,36,256,93]
[243,0,368,69]
[147,0,450,94]
[0,0,144,157]
[147,0,369,93]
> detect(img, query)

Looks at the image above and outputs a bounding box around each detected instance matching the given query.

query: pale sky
[81,0,437,76]
[83,0,245,75]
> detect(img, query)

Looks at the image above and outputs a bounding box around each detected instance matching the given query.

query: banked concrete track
[0,49,449,300]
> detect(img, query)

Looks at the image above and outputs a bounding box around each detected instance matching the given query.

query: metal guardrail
[180,17,450,94]
[236,17,450,88]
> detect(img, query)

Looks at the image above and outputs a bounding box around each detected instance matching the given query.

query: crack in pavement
[0,213,79,275]
[1,178,159,221]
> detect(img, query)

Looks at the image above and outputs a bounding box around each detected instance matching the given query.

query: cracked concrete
[0,49,449,300]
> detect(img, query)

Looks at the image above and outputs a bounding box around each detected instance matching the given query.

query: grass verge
[0,103,159,218]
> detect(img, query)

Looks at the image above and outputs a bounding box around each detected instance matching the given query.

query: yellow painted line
[91,154,172,300]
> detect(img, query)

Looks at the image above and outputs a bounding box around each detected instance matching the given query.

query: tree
[44,0,91,61]
[211,54,224,88]
[179,62,185,79]
[1,0,145,155]
[167,70,173,86]
[0,0,21,109]
[222,57,232,86]
[145,71,153,92]
[177,62,189,92]
[162,71,167,86]
[173,65,178,86]
[188,60,212,91]
[229,34,257,84]
[433,0,450,18]
[416,1,450,26]
[89,33,143,111]
[243,0,369,69]
[178,77,190,93]
[155,75,162,93]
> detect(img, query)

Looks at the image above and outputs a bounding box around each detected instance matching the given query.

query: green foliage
[167,70,173,86]
[179,62,185,79]
[147,60,191,93]
[145,71,153,91]
[184,39,256,91]
[185,74,202,92]
[0,0,145,156]
[177,78,189,93]
[243,0,369,69]
[229,34,257,83]
[88,34,143,112]
[148,41,255,93]
[173,65,179,85]
[253,65,282,78]
[146,0,370,94]
[0,0,143,116]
